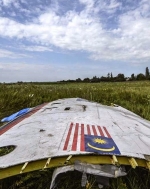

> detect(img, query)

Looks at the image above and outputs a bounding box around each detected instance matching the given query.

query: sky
[0,0,150,82]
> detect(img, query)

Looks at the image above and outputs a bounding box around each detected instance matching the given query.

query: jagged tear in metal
[0,97,150,184]
[50,161,127,189]
[74,160,126,177]
[50,165,74,189]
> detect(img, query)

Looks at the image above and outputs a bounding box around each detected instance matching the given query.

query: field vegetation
[0,81,150,189]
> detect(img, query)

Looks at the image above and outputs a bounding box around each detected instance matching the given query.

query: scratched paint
[0,98,150,168]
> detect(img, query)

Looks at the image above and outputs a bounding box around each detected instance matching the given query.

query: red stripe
[0,103,48,136]
[103,127,111,138]
[92,125,97,136]
[63,122,73,150]
[87,124,91,135]
[98,126,104,136]
[80,124,85,151]
[72,123,79,151]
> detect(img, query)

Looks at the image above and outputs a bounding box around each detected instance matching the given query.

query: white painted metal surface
[0,98,150,168]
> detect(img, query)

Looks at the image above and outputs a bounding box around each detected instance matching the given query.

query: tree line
[1,67,149,84]
[60,67,150,83]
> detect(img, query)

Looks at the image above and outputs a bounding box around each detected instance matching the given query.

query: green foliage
[0,81,150,122]
[59,67,150,82]
[0,170,53,189]
[0,146,15,156]
[0,81,150,188]
[145,67,149,79]
[136,73,145,80]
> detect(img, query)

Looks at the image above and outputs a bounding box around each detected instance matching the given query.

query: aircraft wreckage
[0,98,150,188]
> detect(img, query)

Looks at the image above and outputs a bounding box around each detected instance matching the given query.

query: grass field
[0,81,150,188]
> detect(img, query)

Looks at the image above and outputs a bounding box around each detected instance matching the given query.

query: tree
[111,72,113,78]
[91,76,99,82]
[131,73,135,80]
[145,67,149,79]
[76,78,82,82]
[116,73,125,81]
[100,76,107,82]
[137,73,145,80]
[110,72,113,81]
[107,73,110,78]
[83,78,90,82]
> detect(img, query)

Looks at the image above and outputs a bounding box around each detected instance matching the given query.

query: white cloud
[0,0,16,6]
[0,48,29,58]
[22,45,53,52]
[0,0,149,63]
[0,49,15,58]
[108,0,121,9]
[78,0,121,13]
[78,0,94,10]
[0,62,56,82]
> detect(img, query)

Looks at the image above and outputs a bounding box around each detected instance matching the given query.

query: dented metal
[50,165,74,189]
[74,161,126,178]
[50,161,126,189]
[0,98,150,185]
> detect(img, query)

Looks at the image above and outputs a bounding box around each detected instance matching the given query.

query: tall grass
[0,81,150,188]
[0,81,150,122]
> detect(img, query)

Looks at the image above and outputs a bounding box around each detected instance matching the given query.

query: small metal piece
[20,162,28,173]
[64,155,72,165]
[144,155,150,161]
[112,155,118,164]
[44,158,51,169]
[146,161,150,170]
[75,161,126,177]
[128,158,138,168]
[81,172,87,187]
[50,165,74,189]
[115,170,119,178]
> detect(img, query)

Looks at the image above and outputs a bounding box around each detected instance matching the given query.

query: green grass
[0,81,150,188]
[0,81,150,122]
[0,146,15,156]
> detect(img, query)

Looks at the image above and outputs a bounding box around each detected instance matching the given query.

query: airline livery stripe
[98,126,104,136]
[63,122,73,150]
[72,123,79,151]
[63,123,112,151]
[80,124,85,151]
[0,103,48,136]
[92,125,98,136]
[103,127,111,138]
[87,125,91,135]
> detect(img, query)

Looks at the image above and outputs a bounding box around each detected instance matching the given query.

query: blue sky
[0,0,150,82]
